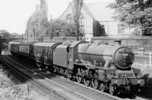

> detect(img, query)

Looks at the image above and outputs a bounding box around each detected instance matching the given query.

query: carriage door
[44,46,53,66]
[43,47,48,65]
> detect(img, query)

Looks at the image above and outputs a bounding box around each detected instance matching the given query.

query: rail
[1,55,123,100]
[0,56,70,100]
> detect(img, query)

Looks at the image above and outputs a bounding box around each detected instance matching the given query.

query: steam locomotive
[8,40,145,96]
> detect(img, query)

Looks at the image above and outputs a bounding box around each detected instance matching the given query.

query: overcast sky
[0,0,115,34]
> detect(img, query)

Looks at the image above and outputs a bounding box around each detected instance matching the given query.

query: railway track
[0,55,69,99]
[1,55,91,100]
[12,56,146,100]
[0,55,145,100]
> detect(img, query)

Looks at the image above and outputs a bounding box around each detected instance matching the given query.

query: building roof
[86,1,115,21]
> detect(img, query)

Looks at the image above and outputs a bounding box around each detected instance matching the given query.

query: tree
[0,30,11,39]
[93,20,106,36]
[109,0,152,36]
[0,30,12,52]
[51,20,76,37]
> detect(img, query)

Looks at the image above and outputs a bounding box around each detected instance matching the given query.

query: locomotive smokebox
[113,47,135,70]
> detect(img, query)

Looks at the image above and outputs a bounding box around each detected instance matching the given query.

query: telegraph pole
[74,0,83,40]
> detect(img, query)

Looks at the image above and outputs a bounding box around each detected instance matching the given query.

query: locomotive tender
[8,40,145,96]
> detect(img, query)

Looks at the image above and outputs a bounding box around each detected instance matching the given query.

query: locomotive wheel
[76,75,82,83]
[83,78,90,86]
[56,67,60,73]
[64,70,68,78]
[38,67,42,71]
[73,75,77,81]
[36,63,41,71]
[109,84,116,95]
[59,68,64,75]
[44,66,50,73]
[53,67,56,72]
[52,66,56,72]
[45,65,49,70]
[56,67,59,73]
[91,79,98,89]
[98,82,105,92]
[53,66,57,73]
[64,70,71,79]
[49,66,54,72]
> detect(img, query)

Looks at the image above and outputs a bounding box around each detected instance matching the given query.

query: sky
[0,0,115,34]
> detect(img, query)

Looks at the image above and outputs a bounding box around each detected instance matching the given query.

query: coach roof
[9,41,20,44]
[33,42,60,47]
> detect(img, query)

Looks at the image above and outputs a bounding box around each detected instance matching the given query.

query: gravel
[0,64,64,100]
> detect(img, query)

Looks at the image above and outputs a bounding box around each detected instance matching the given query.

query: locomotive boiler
[73,41,144,95]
